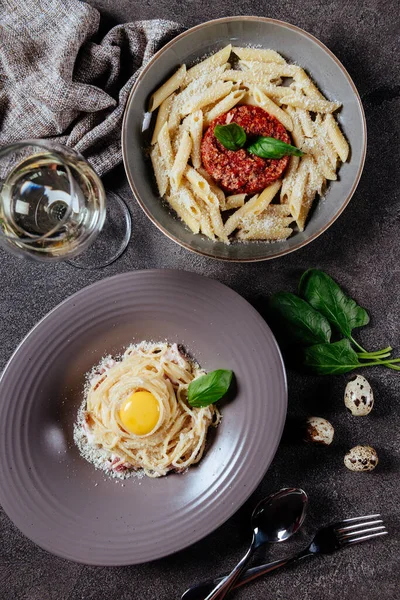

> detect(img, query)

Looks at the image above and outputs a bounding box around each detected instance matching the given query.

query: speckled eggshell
[344,375,374,416]
[304,417,334,445]
[344,445,379,471]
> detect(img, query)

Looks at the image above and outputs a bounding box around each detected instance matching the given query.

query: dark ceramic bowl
[122,16,366,261]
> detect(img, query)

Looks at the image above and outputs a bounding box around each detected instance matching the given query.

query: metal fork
[181,514,388,600]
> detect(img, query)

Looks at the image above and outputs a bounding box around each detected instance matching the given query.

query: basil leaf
[269,292,331,346]
[299,269,369,339]
[303,339,360,375]
[188,369,233,408]
[214,124,247,151]
[247,137,304,159]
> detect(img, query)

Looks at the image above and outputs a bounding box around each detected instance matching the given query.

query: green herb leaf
[303,339,360,375]
[214,124,247,151]
[269,292,331,346]
[188,369,233,408]
[247,137,304,159]
[299,269,369,339]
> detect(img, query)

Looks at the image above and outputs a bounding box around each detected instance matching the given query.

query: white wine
[0,151,105,259]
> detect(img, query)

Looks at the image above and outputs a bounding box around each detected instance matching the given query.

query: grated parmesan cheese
[73,340,199,481]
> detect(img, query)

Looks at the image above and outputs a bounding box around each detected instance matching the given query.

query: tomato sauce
[201,105,291,195]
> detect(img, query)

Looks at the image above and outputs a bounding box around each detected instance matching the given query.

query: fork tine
[340,530,388,546]
[333,514,381,529]
[339,525,386,540]
[335,519,383,533]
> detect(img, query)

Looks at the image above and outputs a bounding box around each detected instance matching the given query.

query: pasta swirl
[78,342,220,478]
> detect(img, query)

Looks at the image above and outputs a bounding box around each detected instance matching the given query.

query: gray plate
[122,16,366,261]
[0,270,287,565]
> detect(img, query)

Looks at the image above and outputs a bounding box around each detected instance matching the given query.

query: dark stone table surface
[1,1,399,598]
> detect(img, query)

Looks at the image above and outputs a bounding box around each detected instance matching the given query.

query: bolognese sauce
[201,105,291,195]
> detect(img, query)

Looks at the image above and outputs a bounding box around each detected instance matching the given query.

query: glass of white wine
[0,140,131,268]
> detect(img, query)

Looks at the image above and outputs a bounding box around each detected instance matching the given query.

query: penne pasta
[280,155,300,204]
[293,68,326,100]
[184,166,217,205]
[168,67,229,134]
[239,60,299,78]
[179,65,229,106]
[257,181,283,209]
[262,204,293,218]
[240,90,259,106]
[288,155,312,225]
[237,204,295,240]
[204,90,246,126]
[224,194,246,210]
[150,144,168,197]
[197,167,226,209]
[253,87,293,131]
[167,191,200,234]
[184,45,232,84]
[296,181,319,232]
[184,167,227,240]
[237,223,294,241]
[314,114,338,169]
[168,94,184,134]
[209,208,229,242]
[224,193,258,236]
[232,47,286,64]
[182,81,233,116]
[157,122,174,171]
[295,108,314,138]
[224,180,282,236]
[151,94,175,145]
[324,113,349,162]
[199,214,215,240]
[172,184,203,220]
[296,156,325,231]
[308,159,326,197]
[302,139,337,180]
[148,65,186,112]
[279,93,341,113]
[171,120,188,153]
[285,106,304,148]
[221,69,276,86]
[187,110,204,169]
[170,130,192,190]
[252,83,295,99]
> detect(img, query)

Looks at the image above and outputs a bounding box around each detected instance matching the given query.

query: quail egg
[344,445,379,472]
[304,417,334,446]
[344,375,374,416]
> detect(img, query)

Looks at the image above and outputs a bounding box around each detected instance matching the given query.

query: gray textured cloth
[0,0,182,175]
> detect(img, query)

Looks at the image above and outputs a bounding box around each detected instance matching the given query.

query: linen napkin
[0,0,183,175]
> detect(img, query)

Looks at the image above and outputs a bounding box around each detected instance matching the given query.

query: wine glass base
[67,191,131,269]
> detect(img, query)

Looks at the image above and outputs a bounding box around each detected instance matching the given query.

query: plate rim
[122,15,367,262]
[0,269,288,565]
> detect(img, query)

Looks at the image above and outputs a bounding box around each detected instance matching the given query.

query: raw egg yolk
[119,391,160,436]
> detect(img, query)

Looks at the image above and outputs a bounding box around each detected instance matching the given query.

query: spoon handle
[203,541,256,600]
[181,551,312,600]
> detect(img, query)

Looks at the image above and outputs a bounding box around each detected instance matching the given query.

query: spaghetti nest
[82,342,220,477]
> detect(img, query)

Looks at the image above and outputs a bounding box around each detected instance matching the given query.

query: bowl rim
[122,15,367,262]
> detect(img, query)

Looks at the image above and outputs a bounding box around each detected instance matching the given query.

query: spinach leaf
[188,369,233,408]
[299,269,369,339]
[214,124,247,151]
[247,137,304,159]
[303,339,360,375]
[269,292,331,346]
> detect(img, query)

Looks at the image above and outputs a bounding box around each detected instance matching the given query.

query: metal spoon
[191,487,308,600]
